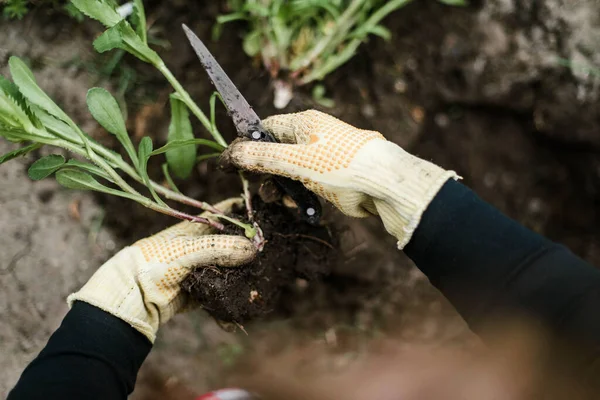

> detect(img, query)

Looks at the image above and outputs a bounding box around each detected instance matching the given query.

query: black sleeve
[405,179,600,345]
[8,301,151,400]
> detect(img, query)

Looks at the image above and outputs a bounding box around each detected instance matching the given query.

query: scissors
[182,24,321,225]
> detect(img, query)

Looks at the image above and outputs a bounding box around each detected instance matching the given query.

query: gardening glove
[67,197,256,343]
[227,110,459,249]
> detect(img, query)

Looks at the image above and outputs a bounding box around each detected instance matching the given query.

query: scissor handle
[246,124,277,143]
[244,124,322,225]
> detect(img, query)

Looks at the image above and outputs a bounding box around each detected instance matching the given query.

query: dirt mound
[182,194,337,323]
[396,0,600,146]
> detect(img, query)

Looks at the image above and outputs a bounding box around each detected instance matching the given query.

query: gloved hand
[67,197,256,343]
[227,110,459,248]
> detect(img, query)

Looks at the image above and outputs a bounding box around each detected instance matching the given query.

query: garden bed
[2,0,600,398]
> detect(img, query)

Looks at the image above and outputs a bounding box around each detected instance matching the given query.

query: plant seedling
[0,0,259,243]
[215,0,467,108]
[2,0,85,21]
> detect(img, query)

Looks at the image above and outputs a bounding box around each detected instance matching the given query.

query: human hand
[67,197,256,343]
[227,110,458,248]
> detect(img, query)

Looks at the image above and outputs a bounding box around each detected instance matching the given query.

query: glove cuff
[379,167,458,249]
[66,247,158,343]
[353,140,459,248]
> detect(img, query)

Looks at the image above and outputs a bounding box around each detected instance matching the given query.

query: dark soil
[88,0,600,339]
[181,193,337,324]
[59,0,596,350]
[5,0,600,398]
[16,1,600,395]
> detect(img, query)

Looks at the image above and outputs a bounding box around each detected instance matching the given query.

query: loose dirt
[182,194,337,323]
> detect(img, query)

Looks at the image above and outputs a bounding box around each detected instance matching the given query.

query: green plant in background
[1,0,84,21]
[215,0,465,108]
[2,0,29,19]
[0,0,259,240]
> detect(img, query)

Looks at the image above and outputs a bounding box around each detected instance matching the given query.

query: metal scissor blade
[182,24,260,136]
[182,24,322,226]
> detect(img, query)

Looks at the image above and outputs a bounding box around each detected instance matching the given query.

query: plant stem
[151,182,223,214]
[291,0,363,72]
[212,213,256,238]
[123,188,223,229]
[29,122,255,236]
[161,162,182,193]
[89,152,141,195]
[34,134,226,230]
[239,171,254,222]
[155,61,228,148]
[156,206,225,230]
[36,132,143,199]
[364,0,412,27]
[87,141,222,214]
[238,171,265,250]
[295,0,411,85]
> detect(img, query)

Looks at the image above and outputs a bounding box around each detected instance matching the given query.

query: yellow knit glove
[67,198,256,343]
[228,110,459,248]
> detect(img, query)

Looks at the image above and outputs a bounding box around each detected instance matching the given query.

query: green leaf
[0,76,24,103]
[271,15,292,50]
[93,20,160,65]
[56,169,104,190]
[151,138,225,157]
[244,3,270,17]
[0,76,41,130]
[132,0,148,44]
[56,169,140,203]
[0,126,28,142]
[65,159,113,181]
[93,25,124,53]
[290,0,341,18]
[216,12,247,24]
[55,168,109,192]
[0,90,33,130]
[137,136,153,170]
[209,91,226,137]
[0,143,42,165]
[3,0,29,20]
[211,23,224,42]
[137,136,166,205]
[438,0,468,5]
[86,87,138,165]
[9,57,70,124]
[312,84,326,99]
[161,163,181,194]
[70,0,122,27]
[30,106,81,142]
[363,25,391,41]
[311,84,335,108]
[63,3,85,22]
[28,154,66,180]
[165,96,197,179]
[242,30,263,57]
[86,88,127,135]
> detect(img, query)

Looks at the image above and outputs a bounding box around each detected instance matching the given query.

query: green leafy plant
[0,0,262,243]
[2,0,84,21]
[215,0,466,108]
[2,0,28,19]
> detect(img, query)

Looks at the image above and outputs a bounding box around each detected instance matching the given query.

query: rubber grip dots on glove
[246,113,384,175]
[134,235,233,264]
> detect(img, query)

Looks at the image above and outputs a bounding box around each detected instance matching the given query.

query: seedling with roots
[0,0,262,246]
[215,0,466,108]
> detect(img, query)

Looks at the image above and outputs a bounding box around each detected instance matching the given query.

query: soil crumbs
[182,195,336,324]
